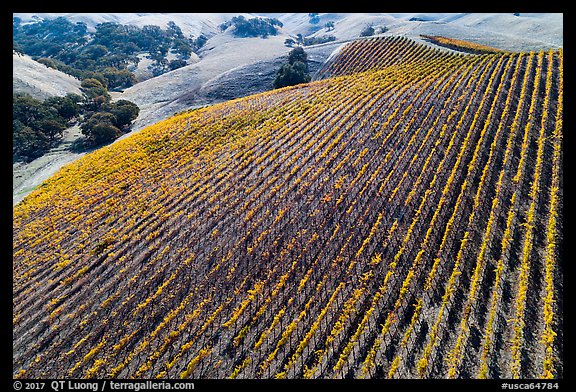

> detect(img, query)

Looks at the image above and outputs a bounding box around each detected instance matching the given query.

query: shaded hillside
[13,37,562,379]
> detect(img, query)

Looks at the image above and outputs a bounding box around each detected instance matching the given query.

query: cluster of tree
[80,99,139,146]
[360,24,388,37]
[285,34,336,47]
[191,34,208,52]
[13,17,203,89]
[13,16,88,58]
[273,47,311,89]
[219,15,283,38]
[13,93,81,160]
[308,13,320,25]
[13,79,139,162]
[360,25,375,37]
[37,57,138,91]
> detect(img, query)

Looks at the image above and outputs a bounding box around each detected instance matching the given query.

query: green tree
[296,34,304,45]
[168,59,188,71]
[173,39,192,59]
[44,93,82,120]
[288,46,308,68]
[166,21,184,39]
[13,119,50,160]
[37,118,66,142]
[13,93,48,126]
[302,35,336,46]
[220,16,283,38]
[82,44,109,60]
[82,72,109,88]
[90,123,122,145]
[273,61,311,89]
[81,78,110,101]
[360,25,375,37]
[274,46,311,89]
[12,92,81,160]
[192,35,208,52]
[102,67,137,90]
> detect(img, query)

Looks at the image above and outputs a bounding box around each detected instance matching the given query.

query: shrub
[36,57,59,69]
[80,112,121,146]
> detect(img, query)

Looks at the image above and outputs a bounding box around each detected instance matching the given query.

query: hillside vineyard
[13,37,563,379]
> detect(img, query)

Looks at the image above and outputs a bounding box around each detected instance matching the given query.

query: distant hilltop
[14,36,563,379]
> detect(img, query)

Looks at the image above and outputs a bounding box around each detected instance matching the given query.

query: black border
[6,0,567,13]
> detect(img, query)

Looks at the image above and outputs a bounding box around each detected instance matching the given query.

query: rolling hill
[13,36,562,379]
[12,51,82,100]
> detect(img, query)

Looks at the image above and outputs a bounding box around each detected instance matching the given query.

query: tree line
[13,16,206,90]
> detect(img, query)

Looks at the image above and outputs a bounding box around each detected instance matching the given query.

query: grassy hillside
[13,37,563,379]
[420,35,507,54]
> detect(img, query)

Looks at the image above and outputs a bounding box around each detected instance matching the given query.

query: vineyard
[13,36,563,379]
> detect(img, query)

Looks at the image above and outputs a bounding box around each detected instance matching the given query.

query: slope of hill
[12,52,82,100]
[13,37,563,379]
[114,30,321,131]
[315,35,446,80]
[13,13,235,37]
